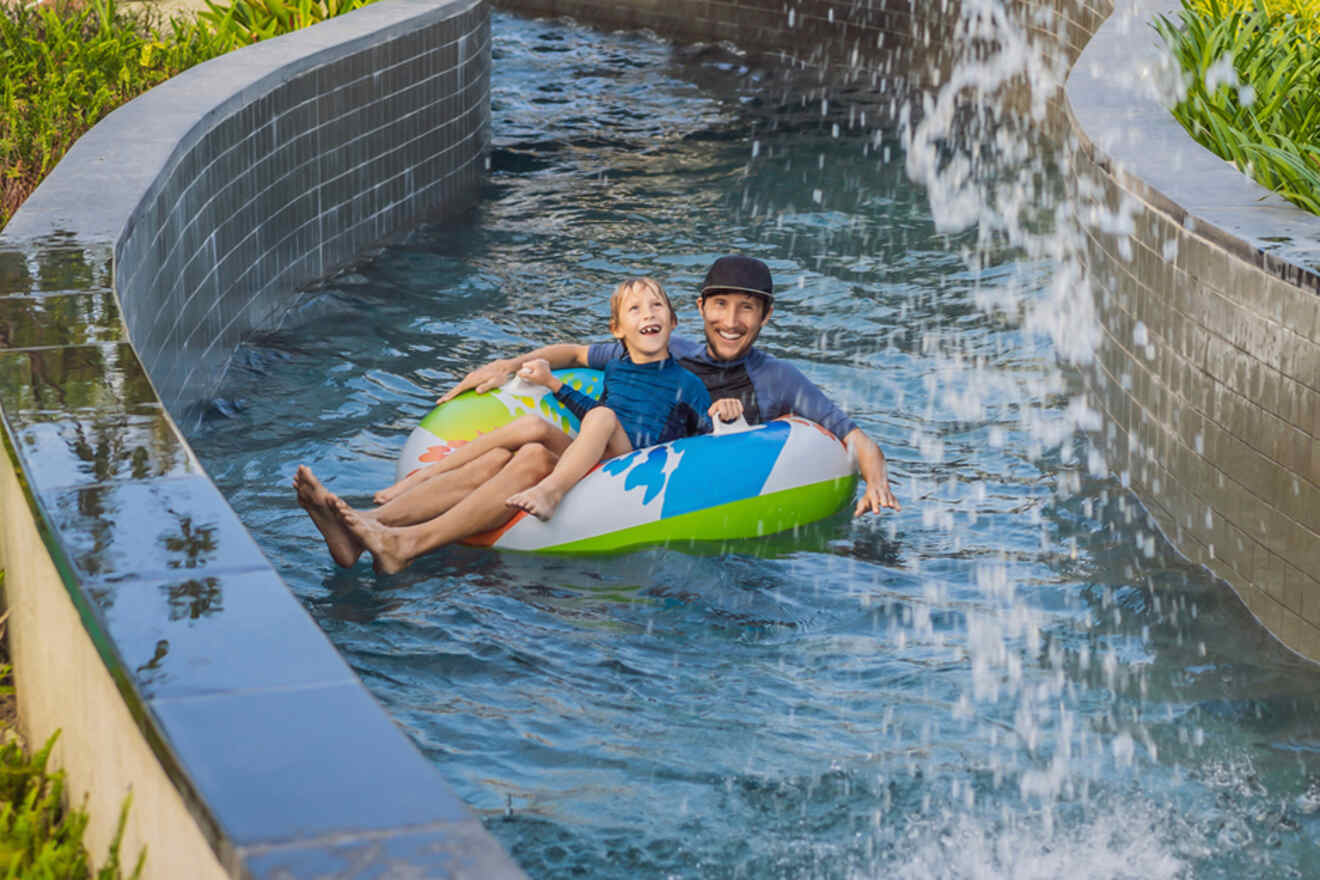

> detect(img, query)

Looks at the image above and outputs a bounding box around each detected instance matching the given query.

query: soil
[0,619,17,746]
[123,0,211,21]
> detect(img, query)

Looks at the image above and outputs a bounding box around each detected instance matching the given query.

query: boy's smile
[613,288,676,362]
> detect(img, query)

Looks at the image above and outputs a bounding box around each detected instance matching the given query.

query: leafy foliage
[1188,0,1320,36]
[0,572,143,880]
[1156,0,1320,214]
[1,0,378,229]
[198,0,373,51]
[0,0,226,228]
[0,710,143,878]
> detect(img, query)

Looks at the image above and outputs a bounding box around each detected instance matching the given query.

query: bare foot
[293,465,363,568]
[332,497,412,575]
[373,482,404,506]
[505,482,566,521]
[373,462,437,505]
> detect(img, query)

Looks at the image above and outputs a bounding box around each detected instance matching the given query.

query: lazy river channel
[186,12,1320,879]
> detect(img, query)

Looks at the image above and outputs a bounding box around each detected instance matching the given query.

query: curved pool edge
[492,0,1320,660]
[0,0,528,876]
[1,0,1319,876]
[1063,0,1320,660]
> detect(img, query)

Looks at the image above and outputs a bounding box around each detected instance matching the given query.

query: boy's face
[612,285,676,362]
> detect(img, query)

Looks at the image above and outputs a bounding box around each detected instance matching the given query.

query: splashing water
[186,9,1320,879]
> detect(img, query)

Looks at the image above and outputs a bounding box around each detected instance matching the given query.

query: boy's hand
[708,398,744,422]
[518,358,557,389]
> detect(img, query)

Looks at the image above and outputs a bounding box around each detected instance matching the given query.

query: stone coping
[0,0,523,877]
[1065,0,1320,293]
[1,0,1318,876]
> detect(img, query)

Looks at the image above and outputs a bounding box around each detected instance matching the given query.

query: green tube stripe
[526,474,859,555]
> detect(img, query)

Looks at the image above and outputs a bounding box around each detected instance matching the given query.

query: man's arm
[845,428,900,516]
[438,343,590,403]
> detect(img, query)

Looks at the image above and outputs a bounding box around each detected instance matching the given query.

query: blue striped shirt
[587,337,858,439]
[554,355,712,449]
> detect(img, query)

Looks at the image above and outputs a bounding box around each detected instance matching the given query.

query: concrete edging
[0,0,1318,878]
[1065,0,1320,658]
[0,1,526,876]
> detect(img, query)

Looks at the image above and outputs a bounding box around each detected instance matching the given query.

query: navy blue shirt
[587,336,858,440]
[554,354,712,448]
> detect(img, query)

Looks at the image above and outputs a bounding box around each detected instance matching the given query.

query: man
[296,255,897,574]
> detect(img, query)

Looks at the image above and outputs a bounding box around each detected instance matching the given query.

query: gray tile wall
[113,1,490,414]
[500,0,1320,660]
[1068,0,1320,659]
[1079,166,1320,656]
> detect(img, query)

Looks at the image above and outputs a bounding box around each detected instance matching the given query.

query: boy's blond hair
[608,277,677,337]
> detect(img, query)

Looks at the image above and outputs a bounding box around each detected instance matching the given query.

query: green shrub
[0,728,144,879]
[0,0,227,227]
[1156,0,1320,214]
[1,0,379,229]
[1187,0,1320,37]
[198,0,374,51]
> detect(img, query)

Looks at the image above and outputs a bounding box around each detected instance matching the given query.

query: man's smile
[698,290,771,361]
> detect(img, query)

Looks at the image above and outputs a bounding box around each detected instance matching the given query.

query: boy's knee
[477,447,513,476]
[581,407,618,429]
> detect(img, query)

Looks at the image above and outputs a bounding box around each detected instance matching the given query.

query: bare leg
[370,448,513,527]
[506,407,632,520]
[374,415,572,504]
[336,443,559,574]
[293,465,363,568]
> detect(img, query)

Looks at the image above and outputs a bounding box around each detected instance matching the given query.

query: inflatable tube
[397,369,858,553]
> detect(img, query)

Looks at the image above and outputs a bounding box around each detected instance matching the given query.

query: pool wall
[1067,0,1320,659]
[0,0,528,877]
[491,0,1319,659]
[1,0,1319,875]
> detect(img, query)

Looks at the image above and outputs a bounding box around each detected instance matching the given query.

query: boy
[313,278,739,573]
[506,277,741,519]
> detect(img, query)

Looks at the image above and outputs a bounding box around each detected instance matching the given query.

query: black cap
[700,256,773,305]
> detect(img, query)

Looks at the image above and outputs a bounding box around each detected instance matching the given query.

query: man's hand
[846,428,901,516]
[708,398,744,423]
[854,474,900,516]
[437,344,591,404]
[438,358,520,404]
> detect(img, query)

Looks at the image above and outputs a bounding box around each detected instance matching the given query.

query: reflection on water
[186,12,1320,880]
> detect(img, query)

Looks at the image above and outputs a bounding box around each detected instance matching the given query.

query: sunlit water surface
[186,13,1320,879]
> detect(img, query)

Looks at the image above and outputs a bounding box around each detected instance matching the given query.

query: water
[185,12,1320,879]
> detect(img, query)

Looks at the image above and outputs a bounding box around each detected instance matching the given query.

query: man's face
[697,291,772,361]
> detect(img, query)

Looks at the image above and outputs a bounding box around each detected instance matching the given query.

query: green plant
[1189,0,1320,37]
[197,0,374,51]
[0,0,227,227]
[0,727,145,879]
[1,0,379,229]
[1155,0,1320,213]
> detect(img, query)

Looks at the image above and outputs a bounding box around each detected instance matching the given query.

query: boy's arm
[846,428,900,515]
[438,343,590,403]
[552,384,600,423]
